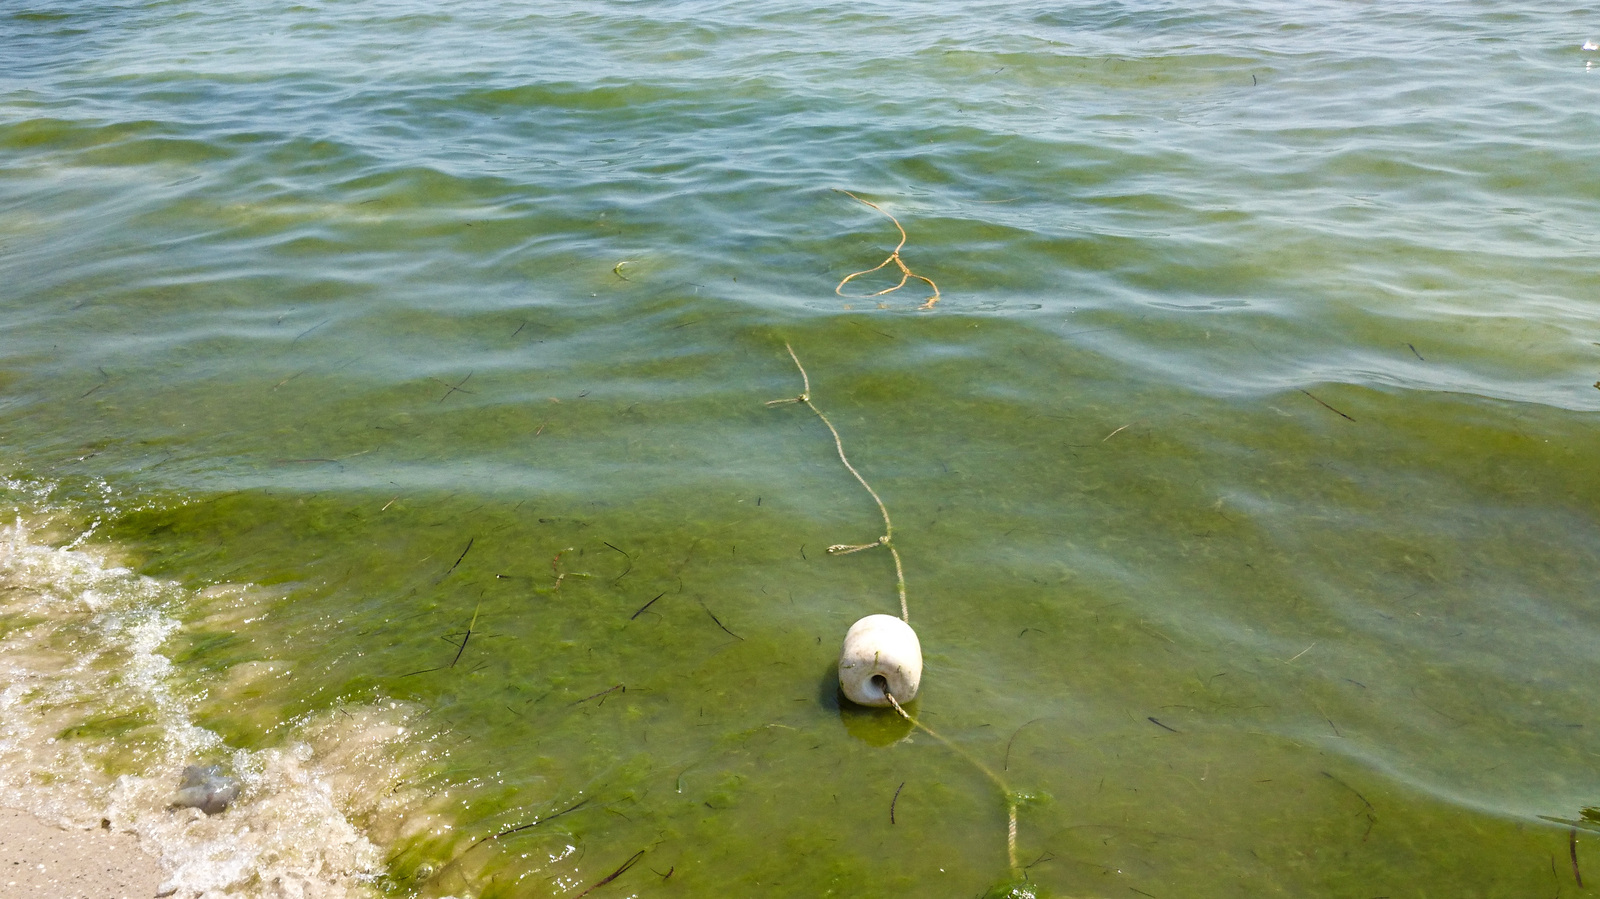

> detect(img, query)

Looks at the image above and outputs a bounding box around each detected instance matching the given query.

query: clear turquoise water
[4,1,1600,896]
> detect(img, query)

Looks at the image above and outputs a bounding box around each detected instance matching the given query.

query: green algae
[11,309,1592,895]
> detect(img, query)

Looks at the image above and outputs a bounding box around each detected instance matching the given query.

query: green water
[4,1,1600,896]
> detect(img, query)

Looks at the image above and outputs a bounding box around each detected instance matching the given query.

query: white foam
[0,516,452,899]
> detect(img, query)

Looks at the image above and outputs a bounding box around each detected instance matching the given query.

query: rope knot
[827,535,888,556]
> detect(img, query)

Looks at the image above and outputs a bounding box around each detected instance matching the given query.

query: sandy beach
[0,807,163,899]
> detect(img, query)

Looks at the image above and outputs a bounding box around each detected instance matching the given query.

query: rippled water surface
[5,1,1600,896]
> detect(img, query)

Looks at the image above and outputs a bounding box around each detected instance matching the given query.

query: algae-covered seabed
[5,0,1600,896]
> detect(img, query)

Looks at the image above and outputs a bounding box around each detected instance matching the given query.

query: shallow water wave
[0,512,450,899]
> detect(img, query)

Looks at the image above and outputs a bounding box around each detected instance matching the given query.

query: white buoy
[838,613,922,707]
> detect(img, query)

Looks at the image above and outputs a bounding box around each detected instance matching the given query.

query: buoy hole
[871,674,890,696]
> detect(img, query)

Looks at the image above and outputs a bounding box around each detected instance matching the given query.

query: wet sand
[0,807,163,899]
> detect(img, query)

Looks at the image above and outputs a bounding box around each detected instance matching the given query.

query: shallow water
[5,1,1600,896]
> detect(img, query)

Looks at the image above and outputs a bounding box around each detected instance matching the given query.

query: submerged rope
[770,341,1022,879]
[766,342,908,622]
[886,691,1019,875]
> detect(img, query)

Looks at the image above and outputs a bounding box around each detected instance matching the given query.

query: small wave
[0,513,453,899]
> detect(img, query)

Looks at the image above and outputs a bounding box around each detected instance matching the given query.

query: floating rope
[833,189,941,311]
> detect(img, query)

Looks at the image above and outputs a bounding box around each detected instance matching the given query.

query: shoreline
[0,516,433,899]
[0,806,165,898]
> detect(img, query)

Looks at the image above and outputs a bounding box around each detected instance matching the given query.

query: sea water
[4,1,1600,896]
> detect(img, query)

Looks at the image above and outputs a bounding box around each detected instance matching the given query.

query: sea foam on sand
[0,513,455,899]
